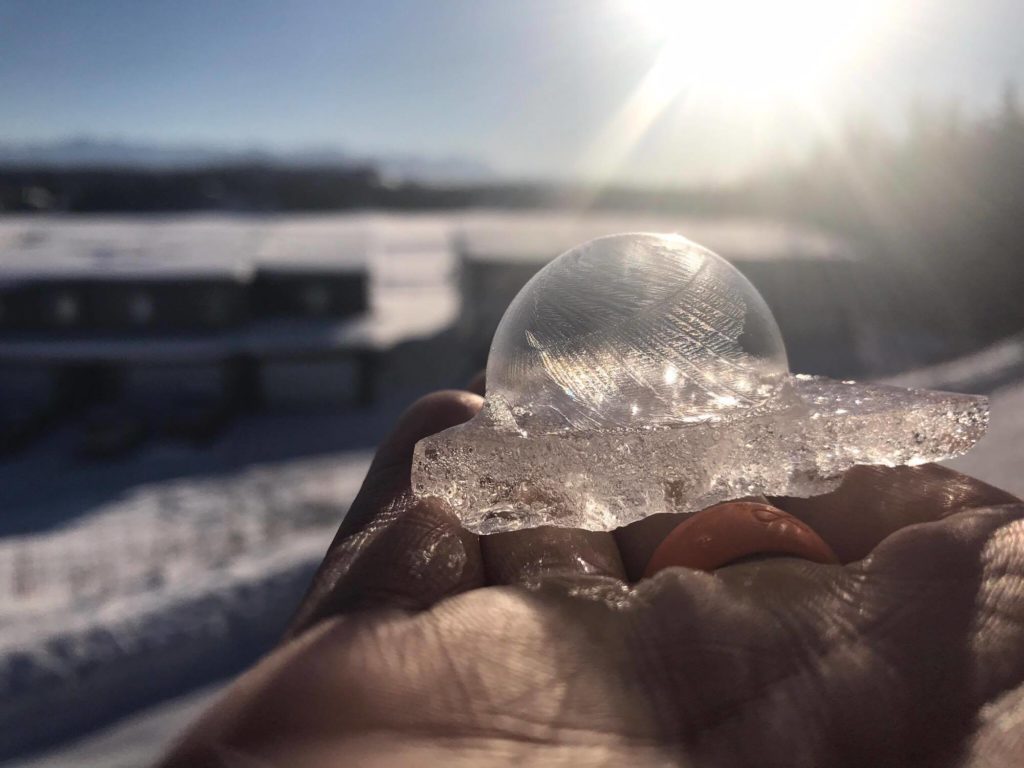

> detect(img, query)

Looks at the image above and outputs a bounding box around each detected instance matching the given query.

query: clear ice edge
[411,376,989,535]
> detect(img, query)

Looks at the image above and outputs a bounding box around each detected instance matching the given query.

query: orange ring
[644,501,838,578]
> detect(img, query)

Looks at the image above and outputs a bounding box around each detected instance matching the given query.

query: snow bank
[0,452,369,760]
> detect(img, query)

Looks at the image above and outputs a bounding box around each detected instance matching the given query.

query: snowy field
[1,211,1022,765]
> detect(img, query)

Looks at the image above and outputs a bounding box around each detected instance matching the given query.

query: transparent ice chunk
[413,233,988,534]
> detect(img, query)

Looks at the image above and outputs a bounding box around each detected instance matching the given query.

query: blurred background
[2,0,1024,763]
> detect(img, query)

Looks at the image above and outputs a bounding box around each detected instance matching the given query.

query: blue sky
[3,0,1024,183]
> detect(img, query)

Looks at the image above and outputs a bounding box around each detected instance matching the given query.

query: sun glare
[631,0,893,102]
[577,0,900,185]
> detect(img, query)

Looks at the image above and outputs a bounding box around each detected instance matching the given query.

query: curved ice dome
[413,233,988,534]
[489,233,788,432]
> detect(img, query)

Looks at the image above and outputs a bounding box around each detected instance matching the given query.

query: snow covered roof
[457,215,856,265]
[0,213,457,356]
[0,215,369,283]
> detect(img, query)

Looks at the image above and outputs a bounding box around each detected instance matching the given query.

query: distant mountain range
[0,138,496,184]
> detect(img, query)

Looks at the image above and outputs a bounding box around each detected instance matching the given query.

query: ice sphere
[413,233,988,534]
[488,232,789,432]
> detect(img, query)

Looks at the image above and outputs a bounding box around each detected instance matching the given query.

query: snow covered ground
[14,684,223,768]
[0,441,373,760]
[1,211,1021,765]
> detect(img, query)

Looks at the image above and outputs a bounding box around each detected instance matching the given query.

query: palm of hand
[161,392,1024,768]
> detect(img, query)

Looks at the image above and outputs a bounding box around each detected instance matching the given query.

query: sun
[629,0,894,103]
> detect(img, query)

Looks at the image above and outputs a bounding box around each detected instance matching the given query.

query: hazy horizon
[4,0,1024,185]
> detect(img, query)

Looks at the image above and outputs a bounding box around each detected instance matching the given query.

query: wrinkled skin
[159,390,1024,768]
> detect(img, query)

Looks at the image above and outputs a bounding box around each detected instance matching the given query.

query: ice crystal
[413,233,988,533]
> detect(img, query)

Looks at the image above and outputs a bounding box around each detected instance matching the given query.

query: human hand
[159,389,1024,768]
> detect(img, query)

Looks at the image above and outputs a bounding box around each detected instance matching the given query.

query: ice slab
[412,233,988,534]
[414,377,986,533]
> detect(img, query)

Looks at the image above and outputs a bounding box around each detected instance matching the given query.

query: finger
[287,391,485,637]
[773,464,1021,562]
[466,370,486,396]
[618,468,1019,577]
[481,526,627,586]
[334,389,484,541]
[292,497,483,630]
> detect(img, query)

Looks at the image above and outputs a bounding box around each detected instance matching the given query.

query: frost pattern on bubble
[488,232,789,431]
[412,233,988,534]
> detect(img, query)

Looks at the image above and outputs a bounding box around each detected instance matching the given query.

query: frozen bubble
[488,233,789,432]
[414,233,988,534]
